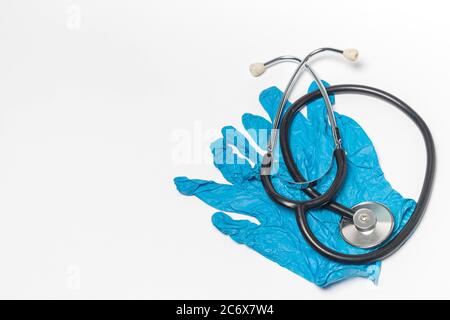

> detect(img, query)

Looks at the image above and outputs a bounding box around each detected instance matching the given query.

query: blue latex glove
[174,82,416,287]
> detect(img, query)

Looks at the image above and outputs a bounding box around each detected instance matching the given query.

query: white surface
[0,0,449,299]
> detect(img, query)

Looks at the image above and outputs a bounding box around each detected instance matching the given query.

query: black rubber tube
[261,84,435,264]
[261,148,347,210]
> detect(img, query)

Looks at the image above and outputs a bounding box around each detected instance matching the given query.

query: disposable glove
[174,82,415,287]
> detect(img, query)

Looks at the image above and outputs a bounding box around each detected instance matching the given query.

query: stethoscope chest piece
[340,202,395,249]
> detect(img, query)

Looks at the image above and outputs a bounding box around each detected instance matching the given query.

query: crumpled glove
[174,81,416,287]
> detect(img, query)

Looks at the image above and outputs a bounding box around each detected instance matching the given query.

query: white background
[0,0,449,299]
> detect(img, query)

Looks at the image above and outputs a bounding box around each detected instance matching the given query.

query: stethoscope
[249,47,435,264]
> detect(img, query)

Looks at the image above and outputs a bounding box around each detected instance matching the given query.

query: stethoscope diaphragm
[339,202,395,249]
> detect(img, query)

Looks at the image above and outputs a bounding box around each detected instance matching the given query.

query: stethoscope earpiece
[343,48,359,61]
[249,63,266,77]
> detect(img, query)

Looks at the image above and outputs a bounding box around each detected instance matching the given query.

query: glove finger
[221,125,261,164]
[174,176,227,196]
[260,86,310,128]
[210,137,255,185]
[259,86,286,122]
[174,176,269,221]
[259,86,309,129]
[306,80,336,127]
[259,86,313,174]
[212,124,261,185]
[306,80,335,147]
[214,137,311,206]
[242,113,271,151]
[212,212,259,243]
[284,115,317,181]
[296,81,337,180]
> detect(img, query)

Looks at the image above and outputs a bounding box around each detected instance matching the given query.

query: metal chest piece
[340,202,395,249]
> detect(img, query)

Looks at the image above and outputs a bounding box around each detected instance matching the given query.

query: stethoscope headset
[249,47,435,264]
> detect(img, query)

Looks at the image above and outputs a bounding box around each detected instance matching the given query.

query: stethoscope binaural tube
[253,48,359,220]
[250,48,358,154]
[265,84,436,264]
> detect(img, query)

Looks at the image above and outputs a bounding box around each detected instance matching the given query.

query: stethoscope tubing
[261,84,435,264]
